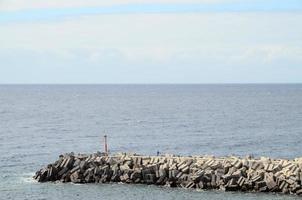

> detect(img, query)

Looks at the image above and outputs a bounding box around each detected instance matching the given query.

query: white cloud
[1,12,301,83]
[0,0,239,11]
[231,45,302,64]
[1,12,301,54]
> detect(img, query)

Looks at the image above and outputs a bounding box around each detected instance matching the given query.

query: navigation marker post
[104,135,108,155]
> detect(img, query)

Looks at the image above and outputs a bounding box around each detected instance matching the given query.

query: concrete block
[130,170,141,180]
[159,169,166,178]
[231,160,242,169]
[73,159,81,167]
[137,157,142,166]
[286,177,295,185]
[123,173,130,181]
[279,181,289,191]
[60,158,68,168]
[265,177,277,190]
[145,174,156,184]
[58,167,69,177]
[216,168,225,177]
[242,159,249,168]
[171,169,179,179]
[296,189,302,195]
[191,170,205,182]
[70,171,81,183]
[181,166,190,173]
[259,186,268,192]
[251,175,262,183]
[55,158,64,169]
[210,161,222,170]
[255,181,266,189]
[197,181,205,189]
[47,166,58,181]
[251,162,262,170]
[224,184,239,191]
[37,169,48,182]
[79,161,87,171]
[211,174,217,187]
[237,177,246,187]
[120,164,130,171]
[70,166,80,174]
[185,181,195,189]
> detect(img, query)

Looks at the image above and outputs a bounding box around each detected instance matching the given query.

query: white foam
[20,172,36,183]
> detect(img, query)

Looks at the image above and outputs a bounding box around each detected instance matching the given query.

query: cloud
[1,12,301,48]
[0,0,239,11]
[1,12,302,83]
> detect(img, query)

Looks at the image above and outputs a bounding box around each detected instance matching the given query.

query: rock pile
[34,153,302,195]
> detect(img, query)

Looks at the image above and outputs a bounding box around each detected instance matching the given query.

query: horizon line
[1,83,302,85]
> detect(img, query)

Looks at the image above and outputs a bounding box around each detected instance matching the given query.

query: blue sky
[1,0,302,83]
[1,0,302,23]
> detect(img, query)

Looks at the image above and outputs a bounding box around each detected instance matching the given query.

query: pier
[34,152,302,196]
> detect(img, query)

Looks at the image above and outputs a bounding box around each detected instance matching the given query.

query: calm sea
[1,84,302,199]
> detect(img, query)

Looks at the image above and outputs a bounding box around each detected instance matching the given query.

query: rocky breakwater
[34,153,302,196]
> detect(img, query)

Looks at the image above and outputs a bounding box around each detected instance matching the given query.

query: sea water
[0,84,302,199]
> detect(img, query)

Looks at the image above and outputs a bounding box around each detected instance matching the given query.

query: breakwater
[34,153,302,196]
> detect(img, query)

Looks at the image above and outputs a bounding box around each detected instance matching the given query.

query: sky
[1,0,302,84]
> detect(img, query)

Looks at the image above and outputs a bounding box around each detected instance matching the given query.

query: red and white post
[104,135,108,155]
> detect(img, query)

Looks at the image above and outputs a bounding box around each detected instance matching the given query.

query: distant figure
[157,150,160,156]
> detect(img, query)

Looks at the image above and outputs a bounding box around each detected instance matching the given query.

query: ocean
[0,84,302,199]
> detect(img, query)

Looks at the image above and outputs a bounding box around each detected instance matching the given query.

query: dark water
[1,84,302,200]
